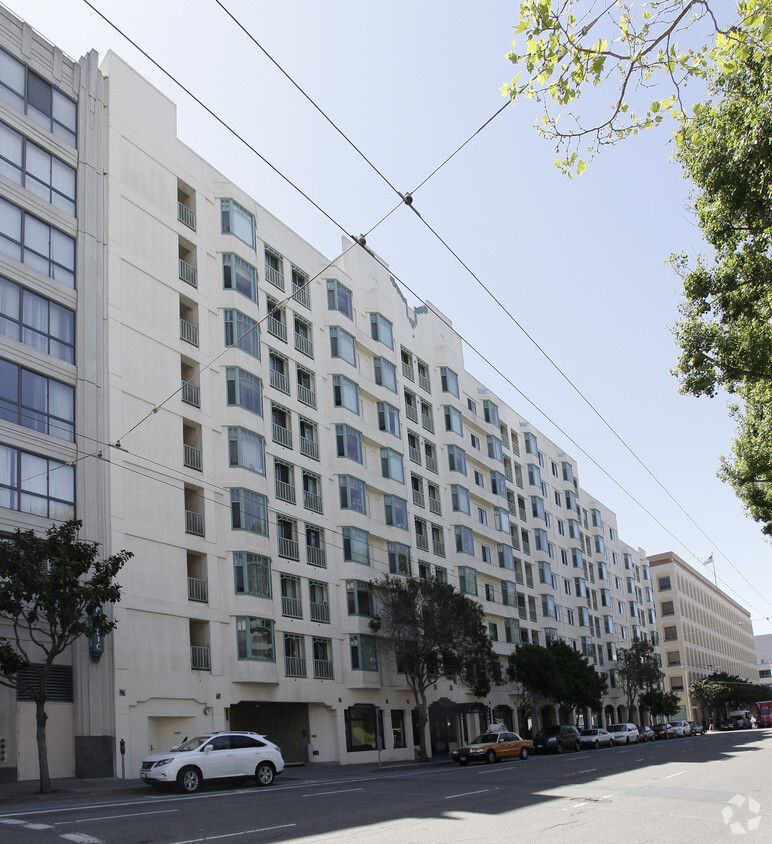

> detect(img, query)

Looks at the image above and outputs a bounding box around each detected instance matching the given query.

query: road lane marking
[665,770,687,779]
[563,802,588,810]
[169,824,296,843]
[445,789,490,799]
[577,769,596,774]
[56,809,179,825]
[61,835,104,843]
[302,788,363,797]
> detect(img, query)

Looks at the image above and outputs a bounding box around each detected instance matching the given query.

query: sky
[9,0,771,638]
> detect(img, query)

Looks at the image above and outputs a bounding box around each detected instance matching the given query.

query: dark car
[688,721,706,735]
[652,723,675,740]
[533,724,581,754]
[636,725,655,742]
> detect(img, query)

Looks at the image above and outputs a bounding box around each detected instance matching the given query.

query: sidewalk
[0,758,451,805]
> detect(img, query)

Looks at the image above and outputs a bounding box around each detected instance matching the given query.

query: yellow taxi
[451,726,533,766]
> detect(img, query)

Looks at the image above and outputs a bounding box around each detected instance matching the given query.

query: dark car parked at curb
[636,725,655,742]
[533,724,581,754]
[653,723,676,740]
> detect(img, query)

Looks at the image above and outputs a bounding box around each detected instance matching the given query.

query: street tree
[369,575,502,761]
[548,641,608,717]
[507,642,553,735]
[0,521,132,793]
[671,53,772,534]
[639,688,682,721]
[503,0,772,174]
[616,638,663,715]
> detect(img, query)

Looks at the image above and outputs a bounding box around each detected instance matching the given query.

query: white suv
[671,720,692,737]
[140,731,284,793]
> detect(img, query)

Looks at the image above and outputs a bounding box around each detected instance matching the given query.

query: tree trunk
[416,691,429,762]
[35,698,51,794]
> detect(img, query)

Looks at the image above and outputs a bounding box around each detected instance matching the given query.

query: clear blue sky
[11,0,771,637]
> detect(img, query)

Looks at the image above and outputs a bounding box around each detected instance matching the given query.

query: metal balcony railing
[297,384,316,408]
[405,405,418,423]
[402,362,415,381]
[179,258,197,287]
[281,595,302,618]
[278,537,299,560]
[416,534,429,552]
[185,510,204,536]
[300,437,319,461]
[270,370,291,394]
[180,318,199,346]
[432,539,445,557]
[275,480,296,504]
[187,576,208,602]
[313,659,334,680]
[303,490,323,514]
[307,545,326,568]
[191,645,210,670]
[418,373,431,392]
[310,601,330,623]
[178,202,196,230]
[294,332,313,357]
[267,316,287,342]
[272,423,292,448]
[265,265,285,290]
[428,497,441,516]
[181,380,200,408]
[412,490,425,508]
[421,413,434,433]
[425,455,438,474]
[284,656,306,677]
[183,444,202,471]
[292,285,311,308]
[408,446,421,465]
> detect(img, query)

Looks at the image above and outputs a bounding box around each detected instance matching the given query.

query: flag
[703,553,714,566]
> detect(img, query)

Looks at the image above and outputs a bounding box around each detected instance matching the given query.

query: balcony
[298,384,316,408]
[412,490,425,508]
[285,655,306,677]
[266,265,285,290]
[416,534,429,552]
[190,645,210,670]
[408,445,421,465]
[425,455,438,474]
[272,423,292,448]
[402,361,415,381]
[178,202,196,230]
[180,318,199,347]
[295,332,313,358]
[292,285,311,309]
[313,659,334,680]
[179,258,197,287]
[432,539,445,557]
[418,373,431,392]
[300,437,319,461]
[405,405,418,423]
[275,480,296,504]
[185,510,205,537]
[421,413,434,433]
[183,444,202,471]
[281,595,302,618]
[303,491,323,514]
[428,497,441,516]
[310,601,330,623]
[278,537,300,560]
[270,370,291,394]
[508,500,517,516]
[181,380,200,408]
[187,576,208,603]
[267,315,287,342]
[307,545,326,567]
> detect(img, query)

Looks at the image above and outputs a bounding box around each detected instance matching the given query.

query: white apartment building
[0,8,109,782]
[649,551,759,722]
[98,52,665,774]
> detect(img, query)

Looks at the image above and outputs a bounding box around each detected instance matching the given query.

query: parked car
[140,731,284,793]
[670,720,692,737]
[607,723,639,745]
[653,723,676,740]
[579,728,614,749]
[636,725,655,742]
[451,730,532,765]
[533,724,582,753]
[688,721,706,735]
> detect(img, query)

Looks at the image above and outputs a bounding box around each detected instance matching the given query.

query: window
[470,433,480,450]
[487,435,503,462]
[222,253,257,301]
[527,464,541,487]
[451,484,470,514]
[478,507,488,525]
[490,470,507,496]
[575,577,588,598]
[343,526,370,565]
[538,561,552,584]
[440,367,459,397]
[0,50,77,145]
[350,635,378,671]
[347,579,374,616]
[377,401,401,437]
[370,313,393,348]
[336,424,363,463]
[661,600,675,616]
[458,566,477,595]
[388,542,412,575]
[494,507,510,533]
[0,443,74,520]
[0,121,76,215]
[482,399,499,426]
[498,544,514,570]
[373,442,403,481]
[594,535,606,555]
[524,432,538,454]
[330,326,357,366]
[230,488,268,535]
[313,636,333,678]
[0,277,74,363]
[264,246,284,290]
[374,357,397,392]
[565,489,577,511]
[226,367,263,416]
[220,199,255,247]
[443,405,463,435]
[391,710,406,748]
[481,546,492,564]
[0,197,75,287]
[542,594,556,618]
[228,427,265,474]
[306,524,325,567]
[447,444,467,474]
[339,475,366,514]
[224,310,260,359]
[531,496,545,521]
[327,279,353,318]
[268,351,289,393]
[467,398,477,414]
[455,525,474,555]
[236,617,273,660]
[657,575,671,591]
[384,494,409,529]
[333,374,359,414]
[345,703,379,750]
[233,552,271,598]
[0,359,73,441]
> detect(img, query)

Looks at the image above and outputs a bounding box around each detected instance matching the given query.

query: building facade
[0,8,109,781]
[649,551,759,722]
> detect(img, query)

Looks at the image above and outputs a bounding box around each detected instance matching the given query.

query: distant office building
[649,551,758,721]
[755,633,772,686]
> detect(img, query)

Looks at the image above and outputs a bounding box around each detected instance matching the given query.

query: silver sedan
[579,728,614,749]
